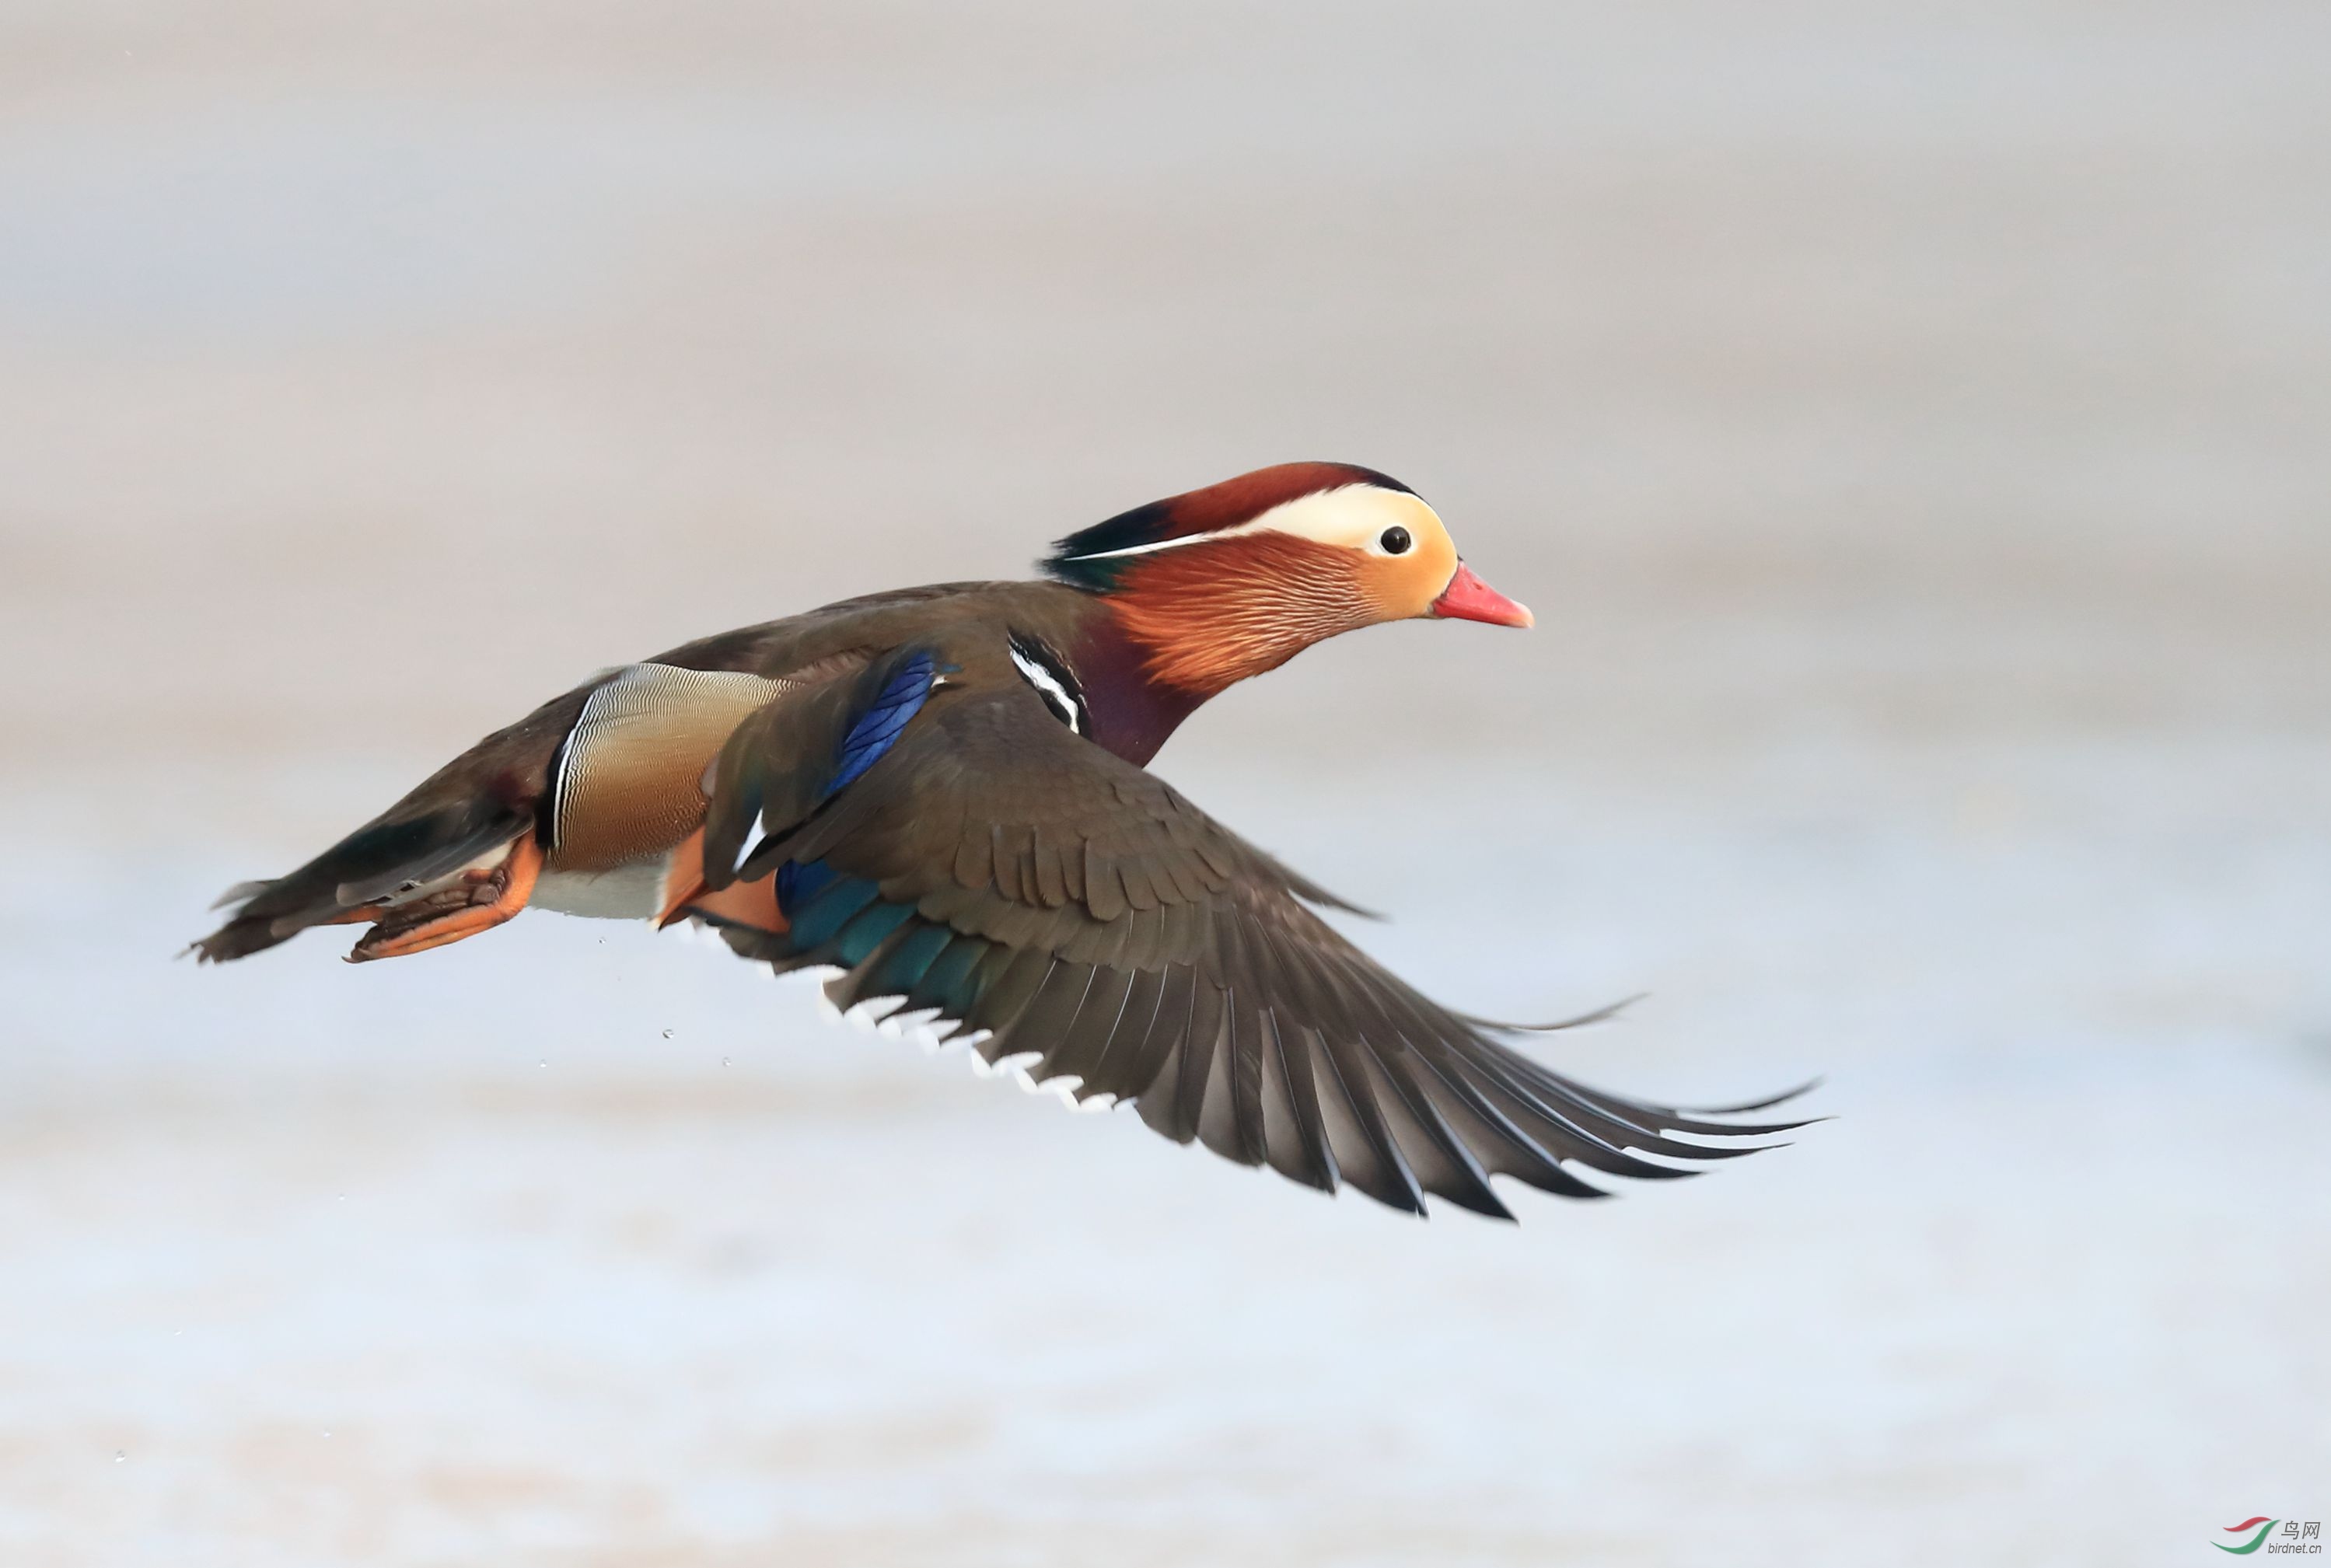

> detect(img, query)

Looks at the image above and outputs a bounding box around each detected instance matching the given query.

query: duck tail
[190,802,531,962]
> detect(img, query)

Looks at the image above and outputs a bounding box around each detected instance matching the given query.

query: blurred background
[3,2,2326,1563]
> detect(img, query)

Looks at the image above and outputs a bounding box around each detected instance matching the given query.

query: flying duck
[196,462,1805,1217]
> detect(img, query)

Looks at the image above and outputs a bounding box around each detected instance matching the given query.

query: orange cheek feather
[1357,531,1459,620]
[1109,534,1379,693]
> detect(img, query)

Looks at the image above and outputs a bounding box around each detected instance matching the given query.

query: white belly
[533,858,670,920]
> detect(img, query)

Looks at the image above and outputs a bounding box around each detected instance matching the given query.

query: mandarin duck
[197,463,1805,1217]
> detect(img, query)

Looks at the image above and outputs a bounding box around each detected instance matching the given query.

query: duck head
[1045,462,1532,697]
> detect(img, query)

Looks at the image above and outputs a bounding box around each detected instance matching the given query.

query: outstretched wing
[698,644,1807,1219]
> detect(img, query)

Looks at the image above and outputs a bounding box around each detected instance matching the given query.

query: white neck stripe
[1008,642,1086,735]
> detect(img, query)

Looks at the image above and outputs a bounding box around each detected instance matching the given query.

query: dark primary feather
[696,629,1808,1219]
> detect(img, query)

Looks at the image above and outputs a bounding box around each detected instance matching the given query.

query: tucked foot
[348,836,543,962]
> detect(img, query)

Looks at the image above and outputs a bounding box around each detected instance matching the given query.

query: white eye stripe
[1008,637,1087,735]
[1061,484,1437,562]
[1063,533,1219,563]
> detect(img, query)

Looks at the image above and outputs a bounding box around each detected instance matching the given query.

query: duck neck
[1068,604,1214,768]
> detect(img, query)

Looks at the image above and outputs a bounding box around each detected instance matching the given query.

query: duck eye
[1379,526,1413,556]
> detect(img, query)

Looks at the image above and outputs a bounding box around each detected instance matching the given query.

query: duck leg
[348,836,544,962]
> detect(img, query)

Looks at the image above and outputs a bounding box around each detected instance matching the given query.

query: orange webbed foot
[347,836,543,962]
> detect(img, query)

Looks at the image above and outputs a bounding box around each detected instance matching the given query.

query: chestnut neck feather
[1065,534,1373,763]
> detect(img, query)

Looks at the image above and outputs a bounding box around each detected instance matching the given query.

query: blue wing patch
[763,648,935,941]
[750,647,949,966]
[828,648,936,798]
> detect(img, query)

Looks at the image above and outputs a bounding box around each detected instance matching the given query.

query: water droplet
[538,1059,547,1069]
[722,1056,732,1068]
[114,1450,125,1463]
[661,1028,673,1039]
[322,1430,332,1439]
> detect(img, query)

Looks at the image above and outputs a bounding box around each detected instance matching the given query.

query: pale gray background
[2,3,2326,1564]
